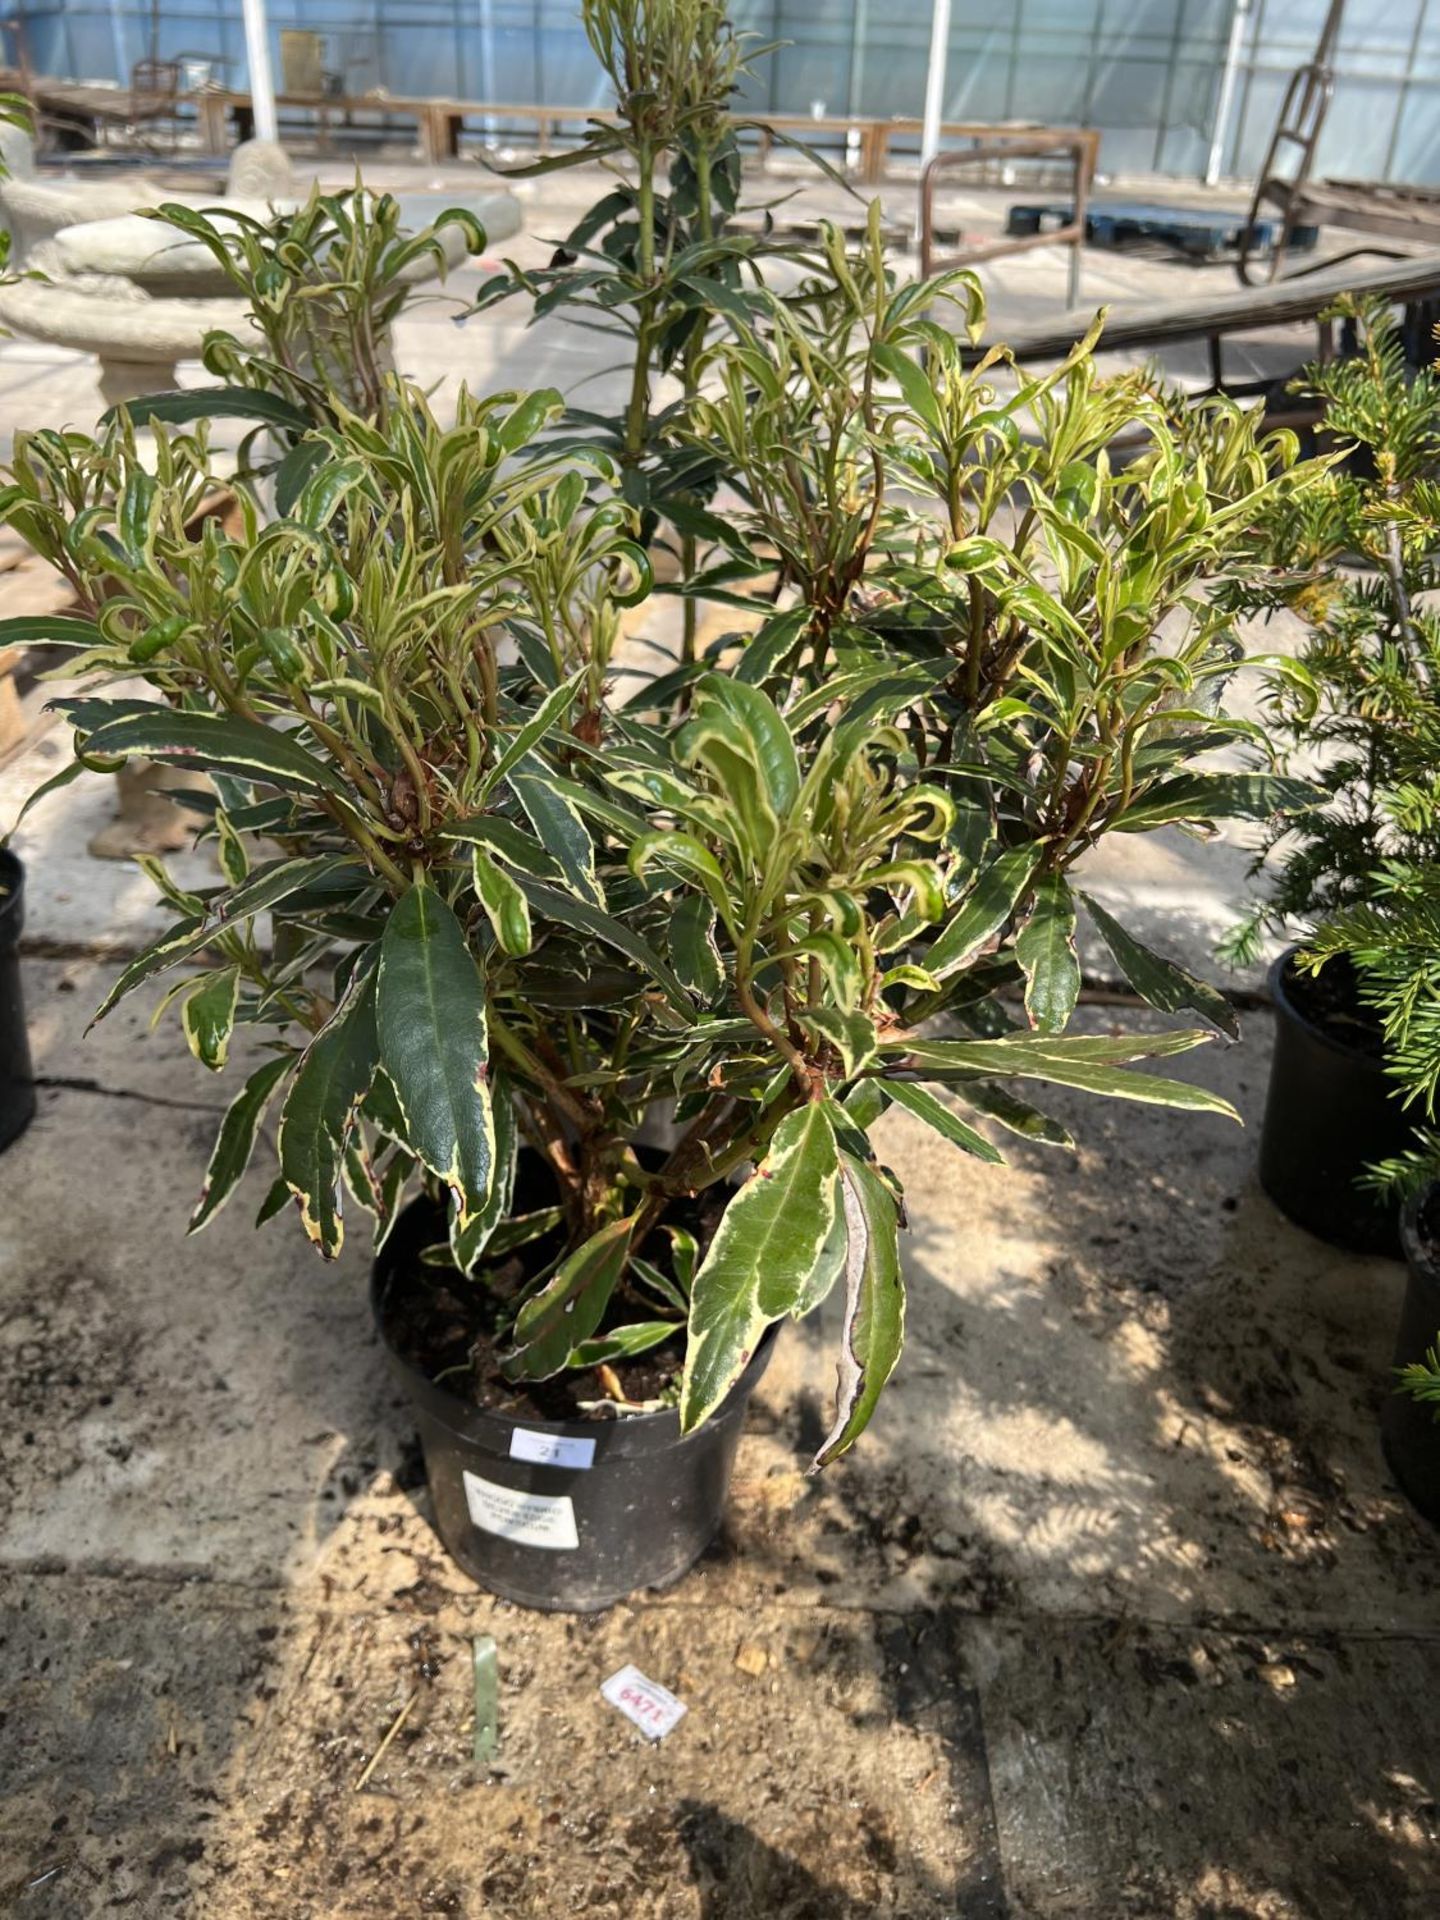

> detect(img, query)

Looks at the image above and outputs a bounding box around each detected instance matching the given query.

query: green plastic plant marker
[472,1635,498,1766]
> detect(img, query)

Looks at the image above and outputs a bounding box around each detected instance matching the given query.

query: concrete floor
[2,154,1437,1919]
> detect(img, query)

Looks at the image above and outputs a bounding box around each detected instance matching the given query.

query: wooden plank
[965,249,1440,363]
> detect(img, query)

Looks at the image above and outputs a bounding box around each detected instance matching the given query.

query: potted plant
[0,304,1320,1613]
[1221,295,1440,1253]
[1306,859,1440,1522]
[0,841,34,1150]
[0,0,1324,1609]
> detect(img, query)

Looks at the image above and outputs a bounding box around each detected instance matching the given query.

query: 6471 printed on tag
[601,1665,687,1741]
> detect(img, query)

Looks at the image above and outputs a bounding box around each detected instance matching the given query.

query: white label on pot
[462,1470,579,1550]
[601,1664,687,1741]
[509,1428,596,1471]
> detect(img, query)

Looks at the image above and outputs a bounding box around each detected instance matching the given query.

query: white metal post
[241,0,279,144]
[921,0,953,167]
[1206,0,1251,186]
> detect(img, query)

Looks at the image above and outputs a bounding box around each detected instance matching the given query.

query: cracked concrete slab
[973,1613,1440,1919]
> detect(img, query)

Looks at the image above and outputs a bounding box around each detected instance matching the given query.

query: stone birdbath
[0,126,523,405]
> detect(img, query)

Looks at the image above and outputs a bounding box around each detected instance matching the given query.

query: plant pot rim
[0,845,24,945]
[1267,942,1387,1073]
[372,1199,777,1459]
[1400,1181,1440,1283]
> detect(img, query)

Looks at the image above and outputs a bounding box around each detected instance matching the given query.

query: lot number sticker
[601,1665,687,1741]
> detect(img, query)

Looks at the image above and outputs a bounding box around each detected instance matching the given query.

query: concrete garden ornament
[0,125,520,405]
[2,0,1323,1610]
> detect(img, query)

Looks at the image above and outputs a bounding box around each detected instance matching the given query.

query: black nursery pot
[0,848,35,1153]
[372,1199,777,1612]
[1257,947,1413,1257]
[1383,1189,1440,1528]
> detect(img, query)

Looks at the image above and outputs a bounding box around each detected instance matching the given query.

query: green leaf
[508,760,602,906]
[517,877,692,1010]
[811,1152,906,1469]
[449,1077,517,1272]
[693,674,800,814]
[274,437,330,515]
[675,683,785,862]
[1114,772,1322,832]
[927,846,1041,982]
[181,966,241,1072]
[485,1206,563,1258]
[670,894,725,998]
[633,1236,695,1311]
[1080,893,1239,1041]
[189,1052,293,1233]
[955,1079,1074,1149]
[800,1006,878,1079]
[792,1194,848,1318]
[873,341,944,434]
[680,1103,840,1432]
[880,1078,1004,1163]
[1015,874,1080,1033]
[472,846,533,955]
[377,886,494,1224]
[569,1319,677,1368]
[441,813,564,882]
[89,915,216,1026]
[505,1215,635,1381]
[215,853,363,925]
[255,1175,292,1227]
[4,757,85,837]
[0,613,105,649]
[278,975,379,1257]
[79,709,349,797]
[479,674,583,802]
[110,387,312,433]
[897,1032,1238,1119]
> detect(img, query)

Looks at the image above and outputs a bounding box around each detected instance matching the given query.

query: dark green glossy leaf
[1080,892,1239,1040]
[189,1052,293,1233]
[1015,874,1080,1033]
[278,975,379,1257]
[927,846,1041,982]
[1114,772,1323,832]
[0,614,105,649]
[681,1103,840,1432]
[811,1152,905,1469]
[109,387,312,433]
[181,965,241,1072]
[79,708,349,797]
[881,1078,1004,1163]
[517,877,692,1010]
[505,1215,634,1381]
[508,760,602,906]
[376,886,494,1222]
[89,916,216,1026]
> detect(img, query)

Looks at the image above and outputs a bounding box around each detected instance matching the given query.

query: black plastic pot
[0,847,35,1153]
[1257,947,1412,1257]
[373,1200,777,1612]
[1382,1189,1440,1528]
